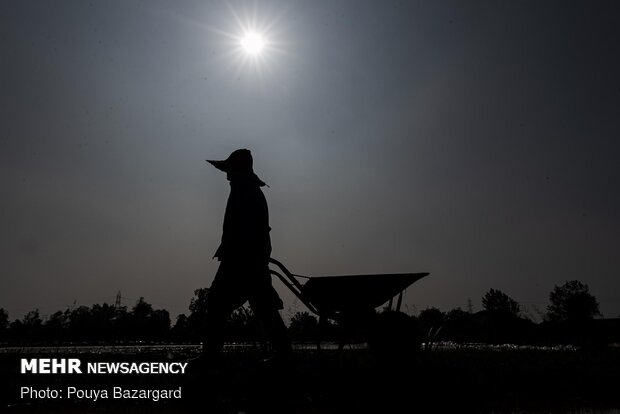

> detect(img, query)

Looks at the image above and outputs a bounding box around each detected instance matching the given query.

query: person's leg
[202,262,246,357]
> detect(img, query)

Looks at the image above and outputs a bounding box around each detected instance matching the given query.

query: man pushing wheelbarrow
[203,149,292,364]
[203,149,428,363]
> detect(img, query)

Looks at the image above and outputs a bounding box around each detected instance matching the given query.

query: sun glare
[201,3,289,75]
[240,32,266,55]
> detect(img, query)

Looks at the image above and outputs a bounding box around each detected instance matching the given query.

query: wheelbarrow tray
[269,259,429,351]
[269,258,429,318]
[301,273,428,314]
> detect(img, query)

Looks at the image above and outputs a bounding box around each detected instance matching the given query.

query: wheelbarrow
[269,258,429,356]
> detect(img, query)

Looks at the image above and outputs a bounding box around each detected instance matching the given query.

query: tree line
[415,280,615,346]
[0,280,617,346]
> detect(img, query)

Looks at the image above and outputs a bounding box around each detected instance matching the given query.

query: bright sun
[240,32,266,55]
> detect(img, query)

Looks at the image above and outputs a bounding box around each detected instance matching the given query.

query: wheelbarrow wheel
[367,310,421,362]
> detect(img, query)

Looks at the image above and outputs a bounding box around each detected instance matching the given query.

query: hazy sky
[2,0,619,322]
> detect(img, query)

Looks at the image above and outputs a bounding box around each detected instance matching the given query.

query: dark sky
[2,0,619,322]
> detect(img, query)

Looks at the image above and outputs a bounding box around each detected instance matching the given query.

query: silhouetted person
[203,149,291,362]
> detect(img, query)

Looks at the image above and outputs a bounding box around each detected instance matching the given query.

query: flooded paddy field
[1,343,619,413]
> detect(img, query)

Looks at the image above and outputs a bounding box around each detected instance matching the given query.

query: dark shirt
[214,175,271,262]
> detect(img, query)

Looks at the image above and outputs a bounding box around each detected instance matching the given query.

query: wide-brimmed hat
[207,149,253,174]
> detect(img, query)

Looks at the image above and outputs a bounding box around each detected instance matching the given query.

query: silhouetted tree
[44,310,67,340]
[132,297,153,318]
[481,290,533,343]
[151,309,171,337]
[23,309,42,327]
[226,305,259,342]
[0,308,8,333]
[171,313,189,340]
[24,309,43,340]
[289,311,319,340]
[9,319,24,340]
[89,303,117,340]
[128,297,170,340]
[418,307,445,327]
[442,307,475,342]
[187,288,209,337]
[418,307,445,340]
[446,307,470,323]
[67,305,93,340]
[112,305,131,338]
[547,280,601,322]
[482,288,520,318]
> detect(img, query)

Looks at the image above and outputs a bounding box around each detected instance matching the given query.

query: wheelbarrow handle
[269,258,320,315]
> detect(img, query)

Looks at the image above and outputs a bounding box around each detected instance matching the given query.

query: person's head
[207,149,266,185]
[207,149,253,175]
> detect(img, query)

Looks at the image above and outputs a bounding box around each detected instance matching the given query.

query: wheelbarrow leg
[317,316,328,351]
